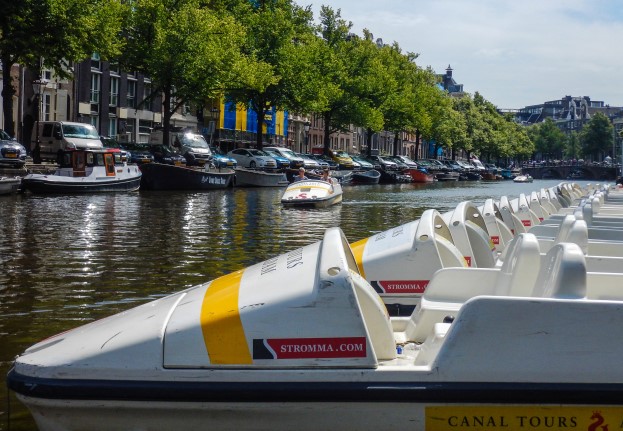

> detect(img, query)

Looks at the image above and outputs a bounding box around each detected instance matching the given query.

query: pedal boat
[8,225,623,431]
[281,178,343,207]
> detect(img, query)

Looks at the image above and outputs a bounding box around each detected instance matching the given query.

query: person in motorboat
[294,167,308,182]
[321,168,331,182]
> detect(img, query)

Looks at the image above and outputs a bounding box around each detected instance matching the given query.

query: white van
[149,130,213,166]
[263,146,304,168]
[35,122,103,161]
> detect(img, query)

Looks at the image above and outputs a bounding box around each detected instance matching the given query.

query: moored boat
[405,168,434,183]
[9,186,623,431]
[281,178,343,207]
[139,162,234,190]
[513,174,534,183]
[351,169,381,185]
[21,149,141,194]
[0,176,21,195]
[234,167,289,187]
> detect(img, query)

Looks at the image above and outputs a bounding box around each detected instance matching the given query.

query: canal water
[0,179,576,429]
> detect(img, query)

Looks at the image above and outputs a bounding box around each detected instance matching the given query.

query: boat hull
[0,177,21,195]
[234,168,289,187]
[21,174,141,193]
[11,379,623,431]
[281,179,343,207]
[351,169,381,185]
[405,168,435,183]
[140,163,234,190]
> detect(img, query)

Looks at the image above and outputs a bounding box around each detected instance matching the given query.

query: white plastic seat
[402,233,542,343]
[479,199,514,253]
[441,201,496,268]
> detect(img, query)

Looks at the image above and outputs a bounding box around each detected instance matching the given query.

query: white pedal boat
[281,178,343,208]
[9,226,623,431]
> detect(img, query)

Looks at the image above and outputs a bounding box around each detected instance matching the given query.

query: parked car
[149,144,186,166]
[392,155,419,169]
[100,136,130,163]
[386,156,411,170]
[263,149,290,169]
[350,155,375,170]
[0,130,27,168]
[305,154,331,169]
[227,148,277,169]
[297,153,321,170]
[210,146,237,168]
[119,142,155,165]
[316,154,339,169]
[329,149,355,170]
[365,155,399,171]
[263,146,304,168]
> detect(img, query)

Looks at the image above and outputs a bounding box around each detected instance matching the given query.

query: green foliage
[580,112,613,161]
[527,118,567,160]
[224,0,316,148]
[1,0,125,135]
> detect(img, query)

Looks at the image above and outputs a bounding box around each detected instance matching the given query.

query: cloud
[306,0,623,108]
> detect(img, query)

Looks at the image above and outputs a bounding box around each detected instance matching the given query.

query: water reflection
[0,179,576,429]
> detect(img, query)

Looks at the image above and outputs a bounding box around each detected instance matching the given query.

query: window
[143,81,152,108]
[43,70,52,81]
[91,53,101,70]
[110,77,119,106]
[90,116,99,130]
[90,73,100,104]
[43,94,51,121]
[108,119,117,137]
[127,80,136,109]
[109,61,119,75]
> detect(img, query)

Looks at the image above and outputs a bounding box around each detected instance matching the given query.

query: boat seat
[350,270,396,361]
[479,199,514,253]
[402,233,542,343]
[442,202,496,268]
[530,243,586,299]
[498,195,527,235]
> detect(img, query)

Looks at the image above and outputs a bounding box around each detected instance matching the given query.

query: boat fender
[443,315,455,324]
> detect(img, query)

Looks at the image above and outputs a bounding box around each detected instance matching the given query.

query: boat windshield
[62,124,99,140]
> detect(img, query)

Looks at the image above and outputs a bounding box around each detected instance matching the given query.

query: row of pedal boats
[8,182,623,430]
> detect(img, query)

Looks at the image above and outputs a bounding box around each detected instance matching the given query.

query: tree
[122,0,265,146]
[225,0,316,149]
[0,0,125,137]
[580,112,613,161]
[564,131,581,160]
[528,118,566,161]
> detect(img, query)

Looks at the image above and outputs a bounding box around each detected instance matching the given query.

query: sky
[302,0,623,110]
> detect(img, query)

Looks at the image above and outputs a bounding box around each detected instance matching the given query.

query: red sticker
[256,337,367,359]
[377,280,429,294]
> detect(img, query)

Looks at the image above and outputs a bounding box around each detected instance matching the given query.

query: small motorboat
[405,168,434,183]
[140,162,235,190]
[0,176,21,195]
[514,174,534,183]
[234,167,289,187]
[351,169,381,185]
[21,149,141,193]
[281,178,343,208]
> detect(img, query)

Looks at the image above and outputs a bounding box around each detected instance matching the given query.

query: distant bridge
[522,164,617,181]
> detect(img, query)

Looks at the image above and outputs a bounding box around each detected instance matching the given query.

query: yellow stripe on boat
[350,237,368,279]
[200,270,252,364]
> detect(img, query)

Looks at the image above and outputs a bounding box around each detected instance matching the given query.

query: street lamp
[32,78,49,164]
[304,121,311,154]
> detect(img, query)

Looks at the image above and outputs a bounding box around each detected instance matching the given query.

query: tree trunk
[323,112,331,155]
[256,108,265,150]
[366,128,374,157]
[1,55,15,137]
[414,129,421,160]
[162,88,172,147]
[393,131,400,156]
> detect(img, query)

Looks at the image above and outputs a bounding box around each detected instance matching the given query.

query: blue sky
[303,0,623,109]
